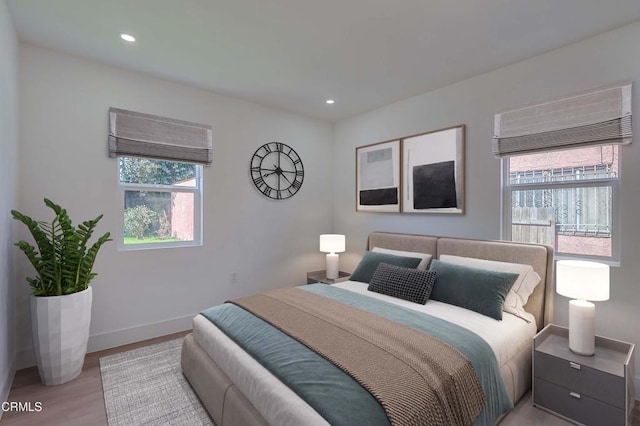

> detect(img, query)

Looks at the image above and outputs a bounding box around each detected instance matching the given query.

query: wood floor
[2,331,190,426]
[2,331,638,425]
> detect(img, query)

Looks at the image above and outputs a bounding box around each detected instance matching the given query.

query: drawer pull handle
[569,362,581,370]
[569,392,581,399]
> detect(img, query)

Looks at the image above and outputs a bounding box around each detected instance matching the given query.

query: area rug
[100,338,213,426]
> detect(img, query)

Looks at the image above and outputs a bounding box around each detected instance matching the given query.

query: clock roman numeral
[263,144,272,154]
[276,191,282,200]
[293,158,302,165]
[275,142,283,152]
[292,179,302,190]
[251,166,261,174]
[253,175,274,198]
[296,170,304,177]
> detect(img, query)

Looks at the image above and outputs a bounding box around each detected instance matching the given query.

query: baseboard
[15,314,195,370]
[85,314,194,353]
[0,353,16,421]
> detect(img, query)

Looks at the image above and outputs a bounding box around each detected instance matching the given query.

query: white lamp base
[568,299,596,356]
[326,253,339,279]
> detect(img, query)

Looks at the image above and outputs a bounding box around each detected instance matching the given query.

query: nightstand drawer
[534,351,624,408]
[534,378,625,426]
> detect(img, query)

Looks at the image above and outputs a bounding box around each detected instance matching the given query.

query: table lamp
[556,260,610,356]
[320,234,345,279]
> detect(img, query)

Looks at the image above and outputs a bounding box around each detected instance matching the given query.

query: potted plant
[12,199,111,386]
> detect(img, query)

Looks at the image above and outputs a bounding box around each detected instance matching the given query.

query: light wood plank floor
[2,331,638,425]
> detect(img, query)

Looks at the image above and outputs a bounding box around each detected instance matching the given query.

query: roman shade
[493,82,632,158]
[109,107,213,165]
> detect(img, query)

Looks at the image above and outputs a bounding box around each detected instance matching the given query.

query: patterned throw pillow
[368,263,437,305]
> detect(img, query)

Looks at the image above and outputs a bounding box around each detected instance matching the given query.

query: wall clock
[250,142,304,200]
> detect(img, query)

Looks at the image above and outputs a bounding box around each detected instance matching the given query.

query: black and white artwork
[356,140,400,212]
[402,125,465,214]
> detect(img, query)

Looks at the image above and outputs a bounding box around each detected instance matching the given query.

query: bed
[181,232,554,425]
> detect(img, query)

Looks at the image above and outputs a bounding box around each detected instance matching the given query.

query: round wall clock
[250,142,304,200]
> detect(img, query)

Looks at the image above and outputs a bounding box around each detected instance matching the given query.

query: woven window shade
[109,107,213,165]
[493,82,632,157]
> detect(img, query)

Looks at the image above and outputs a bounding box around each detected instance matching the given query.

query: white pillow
[437,254,541,322]
[372,247,432,270]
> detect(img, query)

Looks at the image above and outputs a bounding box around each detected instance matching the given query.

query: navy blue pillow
[350,252,422,283]
[428,260,519,320]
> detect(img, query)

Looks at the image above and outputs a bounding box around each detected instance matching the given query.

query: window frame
[116,158,203,251]
[500,152,620,266]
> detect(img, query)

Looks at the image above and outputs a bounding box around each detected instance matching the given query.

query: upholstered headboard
[367,232,554,330]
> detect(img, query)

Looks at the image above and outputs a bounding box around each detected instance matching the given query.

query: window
[118,157,202,250]
[495,82,631,263]
[501,145,619,262]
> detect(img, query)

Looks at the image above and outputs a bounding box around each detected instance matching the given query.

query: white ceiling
[7,0,640,122]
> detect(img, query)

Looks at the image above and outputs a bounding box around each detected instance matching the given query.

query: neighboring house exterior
[171,178,195,241]
[509,146,617,257]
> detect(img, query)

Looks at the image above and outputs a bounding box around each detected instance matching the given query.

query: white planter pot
[30,286,92,386]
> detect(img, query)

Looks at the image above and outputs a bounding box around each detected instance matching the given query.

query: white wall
[334,22,640,382]
[15,44,333,366]
[0,0,18,410]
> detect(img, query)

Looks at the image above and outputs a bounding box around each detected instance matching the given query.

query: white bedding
[192,282,537,425]
[333,280,537,367]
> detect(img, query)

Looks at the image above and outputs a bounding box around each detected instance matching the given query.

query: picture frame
[355,139,401,212]
[401,125,465,214]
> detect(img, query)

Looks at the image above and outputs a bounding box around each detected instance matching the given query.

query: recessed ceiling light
[326,99,335,104]
[120,33,136,42]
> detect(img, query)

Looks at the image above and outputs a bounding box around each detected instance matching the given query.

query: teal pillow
[428,260,519,320]
[350,252,422,283]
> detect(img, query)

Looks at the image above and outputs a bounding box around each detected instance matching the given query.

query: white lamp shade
[320,234,345,253]
[556,260,610,301]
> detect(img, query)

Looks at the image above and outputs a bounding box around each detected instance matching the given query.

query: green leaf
[12,199,111,296]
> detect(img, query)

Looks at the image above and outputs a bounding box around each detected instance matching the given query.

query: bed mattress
[191,281,537,426]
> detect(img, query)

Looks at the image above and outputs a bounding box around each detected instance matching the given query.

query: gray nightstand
[533,324,635,425]
[306,270,350,284]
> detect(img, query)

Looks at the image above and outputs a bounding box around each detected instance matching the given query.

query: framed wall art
[401,125,465,214]
[356,139,401,212]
